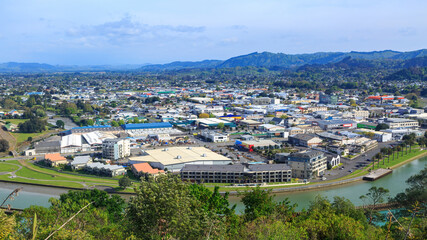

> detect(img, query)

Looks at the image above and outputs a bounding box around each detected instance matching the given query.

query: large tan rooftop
[129,147,231,165]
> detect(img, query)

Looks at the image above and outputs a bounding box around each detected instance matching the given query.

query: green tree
[360,186,390,224]
[118,176,132,189]
[189,184,235,216]
[127,174,211,239]
[56,119,65,129]
[198,113,209,118]
[118,119,125,125]
[111,120,119,127]
[393,166,426,206]
[375,123,389,131]
[239,186,295,222]
[0,139,9,152]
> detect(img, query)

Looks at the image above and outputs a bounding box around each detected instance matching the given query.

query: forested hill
[1,49,426,73]
[139,49,427,71]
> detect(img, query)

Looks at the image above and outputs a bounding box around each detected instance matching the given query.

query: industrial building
[128,147,232,172]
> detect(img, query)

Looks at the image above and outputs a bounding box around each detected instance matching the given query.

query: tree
[0,139,9,152]
[375,123,389,131]
[0,210,16,239]
[56,120,65,129]
[393,166,426,206]
[189,184,235,216]
[127,174,211,239]
[111,120,119,127]
[198,113,209,118]
[118,176,132,189]
[360,186,390,223]
[118,119,125,126]
[19,118,47,133]
[218,122,225,129]
[239,186,294,221]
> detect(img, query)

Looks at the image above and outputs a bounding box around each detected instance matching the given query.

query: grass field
[1,119,28,125]
[0,160,131,191]
[0,162,20,172]
[12,132,45,143]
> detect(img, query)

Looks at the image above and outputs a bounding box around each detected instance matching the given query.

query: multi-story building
[287,150,327,179]
[180,164,292,183]
[102,138,130,160]
[382,118,419,129]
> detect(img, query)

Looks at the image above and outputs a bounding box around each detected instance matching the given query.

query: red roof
[44,153,66,161]
[132,163,164,174]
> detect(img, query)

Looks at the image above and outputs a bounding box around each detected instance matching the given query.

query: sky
[0,0,426,65]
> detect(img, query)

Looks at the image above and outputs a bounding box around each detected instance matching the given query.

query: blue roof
[72,125,112,130]
[122,122,172,130]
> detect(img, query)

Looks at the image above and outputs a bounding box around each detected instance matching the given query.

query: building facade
[287,150,327,179]
[102,138,130,160]
[181,164,292,184]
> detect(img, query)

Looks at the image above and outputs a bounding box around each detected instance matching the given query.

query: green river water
[1,157,426,211]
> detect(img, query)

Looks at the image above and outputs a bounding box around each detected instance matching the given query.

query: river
[0,157,426,211]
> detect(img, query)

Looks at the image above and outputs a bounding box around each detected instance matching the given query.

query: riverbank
[1,148,426,196]
[218,149,427,195]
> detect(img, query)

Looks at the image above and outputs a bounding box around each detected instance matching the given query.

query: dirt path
[0,127,17,151]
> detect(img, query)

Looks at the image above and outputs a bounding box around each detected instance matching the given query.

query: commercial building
[235,140,280,152]
[354,129,393,142]
[128,147,232,172]
[287,150,327,179]
[196,118,236,129]
[288,134,323,147]
[313,120,356,130]
[382,118,419,129]
[181,164,292,183]
[238,119,263,129]
[102,138,131,160]
[251,97,275,105]
[200,131,229,143]
[357,122,377,130]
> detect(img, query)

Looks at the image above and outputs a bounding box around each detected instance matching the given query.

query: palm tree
[395,145,401,159]
[380,148,388,165]
[399,143,406,156]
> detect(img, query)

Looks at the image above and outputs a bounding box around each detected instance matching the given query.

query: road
[320,141,397,182]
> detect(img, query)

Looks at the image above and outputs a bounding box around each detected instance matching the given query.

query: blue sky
[0,0,425,65]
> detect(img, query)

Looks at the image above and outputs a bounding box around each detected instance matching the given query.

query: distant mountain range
[1,49,426,73]
[0,63,148,73]
[140,49,427,71]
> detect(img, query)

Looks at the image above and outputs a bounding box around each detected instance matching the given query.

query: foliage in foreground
[0,168,426,239]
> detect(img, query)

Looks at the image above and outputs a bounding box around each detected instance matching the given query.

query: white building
[200,131,229,143]
[102,138,131,160]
